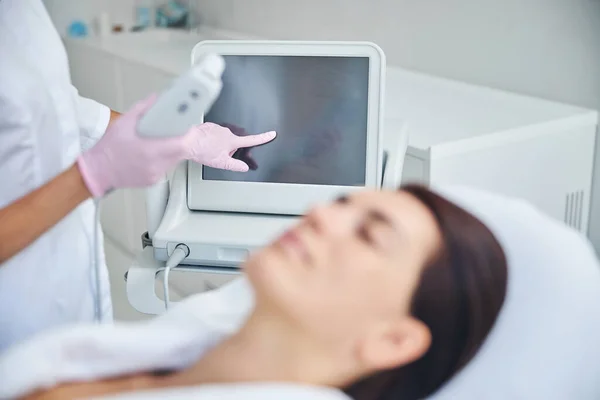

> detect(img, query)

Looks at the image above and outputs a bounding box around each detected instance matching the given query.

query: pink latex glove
[220,123,259,170]
[77,95,276,197]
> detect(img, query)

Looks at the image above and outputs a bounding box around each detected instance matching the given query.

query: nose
[305,202,360,236]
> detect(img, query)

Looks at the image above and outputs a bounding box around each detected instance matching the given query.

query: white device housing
[152,162,297,266]
[137,53,225,138]
[187,41,386,216]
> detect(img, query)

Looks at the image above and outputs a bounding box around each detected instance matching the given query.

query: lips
[278,230,310,263]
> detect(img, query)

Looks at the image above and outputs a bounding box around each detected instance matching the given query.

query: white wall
[196,0,600,109]
[192,0,600,252]
[42,0,134,34]
[47,0,600,109]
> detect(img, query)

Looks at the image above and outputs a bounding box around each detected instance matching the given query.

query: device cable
[91,197,103,322]
[163,243,190,310]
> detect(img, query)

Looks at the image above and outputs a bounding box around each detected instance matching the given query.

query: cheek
[312,250,407,328]
[245,244,414,344]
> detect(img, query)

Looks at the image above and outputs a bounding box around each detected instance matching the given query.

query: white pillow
[428,186,600,399]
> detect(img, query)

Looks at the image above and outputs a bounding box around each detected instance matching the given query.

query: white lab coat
[0,0,112,352]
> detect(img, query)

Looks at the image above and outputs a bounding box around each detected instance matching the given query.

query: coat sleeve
[70,85,111,152]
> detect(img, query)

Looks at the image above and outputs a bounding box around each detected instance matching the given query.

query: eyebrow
[335,196,398,232]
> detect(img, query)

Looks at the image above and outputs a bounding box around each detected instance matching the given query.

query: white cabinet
[119,60,175,109]
[389,68,598,235]
[64,40,121,111]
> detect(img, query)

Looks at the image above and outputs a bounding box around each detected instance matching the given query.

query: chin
[243,245,298,308]
[244,246,281,285]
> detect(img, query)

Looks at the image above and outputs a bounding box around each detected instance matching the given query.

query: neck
[164,308,346,388]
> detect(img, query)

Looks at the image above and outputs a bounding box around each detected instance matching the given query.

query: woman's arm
[22,373,157,400]
[0,163,91,264]
[70,85,121,151]
[109,109,121,124]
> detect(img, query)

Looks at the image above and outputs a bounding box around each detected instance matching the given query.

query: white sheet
[94,384,350,400]
[0,276,349,400]
[0,278,255,399]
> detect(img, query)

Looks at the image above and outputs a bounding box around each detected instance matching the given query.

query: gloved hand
[184,122,275,172]
[220,123,259,170]
[77,94,276,198]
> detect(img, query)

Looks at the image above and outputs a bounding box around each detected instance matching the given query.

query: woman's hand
[76,95,276,198]
[185,123,275,172]
[219,123,260,170]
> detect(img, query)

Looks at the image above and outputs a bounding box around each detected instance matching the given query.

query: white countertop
[64,27,257,76]
[65,28,598,152]
[385,68,597,152]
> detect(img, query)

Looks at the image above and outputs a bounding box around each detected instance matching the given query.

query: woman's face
[244,189,443,370]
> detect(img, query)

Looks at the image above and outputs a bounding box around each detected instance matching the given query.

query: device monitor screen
[202,55,370,186]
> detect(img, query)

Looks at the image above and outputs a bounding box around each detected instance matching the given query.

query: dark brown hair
[344,184,508,400]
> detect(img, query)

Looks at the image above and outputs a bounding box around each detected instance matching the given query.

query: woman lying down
[1,184,511,400]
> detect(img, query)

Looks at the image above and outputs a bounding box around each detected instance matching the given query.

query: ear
[356,318,431,371]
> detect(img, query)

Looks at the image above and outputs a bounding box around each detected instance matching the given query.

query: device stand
[127,247,241,314]
[126,248,169,315]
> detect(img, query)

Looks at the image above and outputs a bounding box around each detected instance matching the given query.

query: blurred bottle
[93,11,111,37]
[155,0,190,29]
[134,0,156,29]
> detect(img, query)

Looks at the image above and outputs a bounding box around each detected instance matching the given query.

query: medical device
[126,41,413,313]
[188,41,385,216]
[153,41,386,261]
[137,53,225,138]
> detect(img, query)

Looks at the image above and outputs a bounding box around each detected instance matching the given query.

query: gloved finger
[221,123,247,137]
[223,157,250,172]
[128,93,159,117]
[234,131,277,149]
[233,149,258,170]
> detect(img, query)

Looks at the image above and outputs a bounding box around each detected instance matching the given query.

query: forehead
[350,190,431,221]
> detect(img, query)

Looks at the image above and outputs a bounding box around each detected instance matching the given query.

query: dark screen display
[202,55,370,186]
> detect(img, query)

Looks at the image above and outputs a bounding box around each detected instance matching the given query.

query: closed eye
[334,195,400,248]
[358,212,396,248]
[336,195,349,204]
